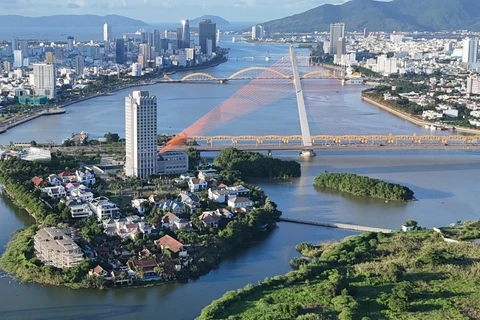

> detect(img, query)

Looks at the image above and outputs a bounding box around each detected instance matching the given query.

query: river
[1,40,479,319]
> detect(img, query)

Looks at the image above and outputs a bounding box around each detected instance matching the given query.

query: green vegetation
[313,172,414,201]
[214,148,301,180]
[439,220,480,241]
[0,227,93,288]
[198,230,480,320]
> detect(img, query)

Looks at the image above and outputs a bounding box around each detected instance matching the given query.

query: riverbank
[362,95,480,135]
[0,58,228,134]
[198,229,480,319]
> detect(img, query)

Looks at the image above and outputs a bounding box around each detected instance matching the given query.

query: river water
[1,40,479,319]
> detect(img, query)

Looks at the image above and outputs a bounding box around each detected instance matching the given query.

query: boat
[232,37,236,43]
[265,51,271,62]
[300,149,316,157]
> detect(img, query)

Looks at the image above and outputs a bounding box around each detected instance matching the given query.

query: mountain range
[0,14,148,28]
[261,0,480,33]
[190,15,230,27]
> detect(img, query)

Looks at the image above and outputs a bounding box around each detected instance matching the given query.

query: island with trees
[313,172,414,201]
[198,226,480,320]
[0,146,299,289]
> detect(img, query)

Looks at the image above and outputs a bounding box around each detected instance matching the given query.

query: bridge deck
[279,217,394,233]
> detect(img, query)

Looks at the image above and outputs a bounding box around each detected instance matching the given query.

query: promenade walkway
[279,217,395,233]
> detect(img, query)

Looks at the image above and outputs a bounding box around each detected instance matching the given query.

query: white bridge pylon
[290,45,313,148]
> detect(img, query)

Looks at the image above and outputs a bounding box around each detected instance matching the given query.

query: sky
[0,0,354,23]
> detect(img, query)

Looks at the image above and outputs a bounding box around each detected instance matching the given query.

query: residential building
[125,91,158,179]
[76,168,95,186]
[104,23,112,42]
[329,23,345,55]
[131,198,148,214]
[155,235,187,257]
[47,174,63,186]
[161,212,190,230]
[188,178,208,192]
[41,186,66,199]
[33,63,56,99]
[208,188,227,203]
[128,258,157,277]
[31,176,45,188]
[34,227,84,268]
[251,25,264,40]
[199,211,221,228]
[67,36,74,51]
[198,169,219,180]
[89,196,121,221]
[68,202,92,218]
[227,197,254,209]
[156,151,189,174]
[199,19,216,55]
[139,44,151,68]
[467,75,480,95]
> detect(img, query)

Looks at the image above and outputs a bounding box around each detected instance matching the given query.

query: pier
[279,217,395,233]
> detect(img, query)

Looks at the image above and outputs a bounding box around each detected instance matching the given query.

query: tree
[135,266,145,280]
[104,132,120,144]
[403,220,418,227]
[185,147,201,170]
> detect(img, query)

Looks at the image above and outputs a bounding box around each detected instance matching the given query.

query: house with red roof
[155,235,188,257]
[31,176,45,188]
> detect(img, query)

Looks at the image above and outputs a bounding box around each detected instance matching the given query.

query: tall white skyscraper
[329,23,345,55]
[462,37,479,66]
[103,23,112,42]
[13,50,24,68]
[125,91,158,179]
[33,63,56,99]
[181,19,190,48]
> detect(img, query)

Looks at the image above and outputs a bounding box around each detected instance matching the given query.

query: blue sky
[1,0,352,23]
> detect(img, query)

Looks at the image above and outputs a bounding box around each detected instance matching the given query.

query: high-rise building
[131,62,142,77]
[153,29,161,52]
[33,63,56,99]
[251,25,264,40]
[467,75,480,95]
[67,36,74,51]
[181,19,190,48]
[139,43,151,67]
[125,91,158,179]
[216,29,221,43]
[329,23,345,55]
[103,23,112,42]
[13,50,24,68]
[199,19,216,55]
[45,52,54,64]
[115,39,125,64]
[3,61,12,72]
[19,40,29,57]
[11,37,19,51]
[336,37,346,60]
[462,37,479,66]
[75,55,85,76]
[164,30,168,39]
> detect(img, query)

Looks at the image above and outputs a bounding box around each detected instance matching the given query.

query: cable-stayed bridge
[160,46,478,155]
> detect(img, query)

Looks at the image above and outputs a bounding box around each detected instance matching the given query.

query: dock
[279,217,395,233]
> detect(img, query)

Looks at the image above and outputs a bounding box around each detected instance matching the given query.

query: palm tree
[135,266,145,280]
[154,264,165,277]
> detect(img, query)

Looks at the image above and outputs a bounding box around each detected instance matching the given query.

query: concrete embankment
[279,217,394,233]
[362,95,480,135]
[2,108,66,132]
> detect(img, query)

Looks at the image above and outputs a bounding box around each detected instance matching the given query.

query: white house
[47,174,63,186]
[402,225,415,232]
[227,197,254,209]
[198,169,219,180]
[471,110,480,118]
[76,168,96,186]
[188,178,208,192]
[89,196,121,221]
[131,199,148,215]
[70,188,94,202]
[41,186,67,199]
[208,188,226,203]
[69,203,92,218]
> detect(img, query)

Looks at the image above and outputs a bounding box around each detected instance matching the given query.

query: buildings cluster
[0,19,220,105]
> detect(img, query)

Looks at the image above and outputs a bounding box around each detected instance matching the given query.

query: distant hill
[190,15,230,27]
[0,14,148,27]
[261,0,480,32]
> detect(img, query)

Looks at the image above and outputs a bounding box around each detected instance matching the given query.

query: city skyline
[1,0,355,23]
